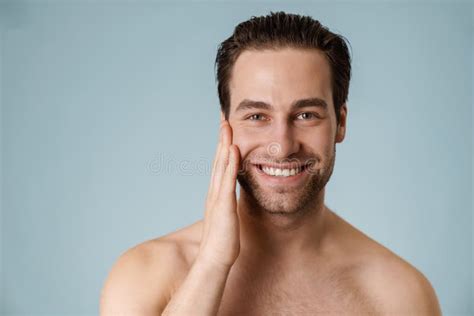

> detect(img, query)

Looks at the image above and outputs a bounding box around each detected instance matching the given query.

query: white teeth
[261,166,303,177]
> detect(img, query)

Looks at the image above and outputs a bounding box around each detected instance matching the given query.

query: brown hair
[215,11,352,125]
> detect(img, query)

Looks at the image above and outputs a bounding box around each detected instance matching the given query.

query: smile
[256,164,308,177]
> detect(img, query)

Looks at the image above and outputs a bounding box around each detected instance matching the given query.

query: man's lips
[249,160,313,185]
[250,160,314,170]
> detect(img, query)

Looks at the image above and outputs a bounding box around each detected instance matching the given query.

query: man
[100,12,442,315]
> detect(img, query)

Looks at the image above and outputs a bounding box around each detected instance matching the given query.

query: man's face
[227,47,346,216]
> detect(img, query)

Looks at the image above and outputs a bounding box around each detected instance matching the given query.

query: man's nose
[266,122,300,159]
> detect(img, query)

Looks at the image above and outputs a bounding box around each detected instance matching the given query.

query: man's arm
[100,240,179,316]
[101,118,241,315]
[161,256,233,315]
[364,257,443,315]
[162,119,241,315]
[388,268,442,315]
[100,241,234,316]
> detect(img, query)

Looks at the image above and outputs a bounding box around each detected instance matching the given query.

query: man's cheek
[232,132,261,174]
[232,130,258,155]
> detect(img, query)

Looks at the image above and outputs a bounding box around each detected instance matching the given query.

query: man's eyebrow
[292,97,328,110]
[235,99,274,112]
[235,97,328,113]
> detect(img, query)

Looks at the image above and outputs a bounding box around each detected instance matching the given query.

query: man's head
[215,11,351,125]
[214,12,351,216]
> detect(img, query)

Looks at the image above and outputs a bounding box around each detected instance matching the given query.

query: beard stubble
[236,144,336,219]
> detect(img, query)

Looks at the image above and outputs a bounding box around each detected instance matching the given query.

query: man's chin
[254,190,303,214]
[238,176,315,216]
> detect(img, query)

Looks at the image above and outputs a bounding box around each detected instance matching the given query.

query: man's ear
[335,104,347,143]
[220,111,225,122]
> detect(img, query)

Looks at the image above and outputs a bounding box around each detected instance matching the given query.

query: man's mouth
[253,162,312,178]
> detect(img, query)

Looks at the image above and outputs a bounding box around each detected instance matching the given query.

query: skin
[100,47,442,315]
[230,47,339,259]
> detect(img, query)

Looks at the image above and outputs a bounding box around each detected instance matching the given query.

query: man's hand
[160,115,242,315]
[198,115,241,268]
[101,115,243,316]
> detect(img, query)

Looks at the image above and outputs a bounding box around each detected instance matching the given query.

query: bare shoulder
[357,249,442,315]
[100,220,203,315]
[329,210,442,315]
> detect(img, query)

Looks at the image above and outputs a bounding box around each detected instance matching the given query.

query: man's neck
[236,188,331,265]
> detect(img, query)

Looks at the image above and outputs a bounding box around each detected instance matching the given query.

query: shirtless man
[100,12,442,315]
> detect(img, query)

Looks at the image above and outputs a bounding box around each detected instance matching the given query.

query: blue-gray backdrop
[1,1,472,315]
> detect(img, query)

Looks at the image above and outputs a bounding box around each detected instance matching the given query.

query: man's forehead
[229,47,333,111]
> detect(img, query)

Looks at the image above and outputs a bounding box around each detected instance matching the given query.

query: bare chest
[217,266,380,316]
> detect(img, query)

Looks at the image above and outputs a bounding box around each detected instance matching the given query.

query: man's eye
[247,114,266,121]
[296,112,318,120]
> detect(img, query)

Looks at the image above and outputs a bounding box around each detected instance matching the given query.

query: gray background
[1,1,472,315]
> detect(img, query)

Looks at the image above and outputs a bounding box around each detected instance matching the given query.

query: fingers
[208,120,231,204]
[208,120,235,203]
[207,121,225,203]
[211,144,230,202]
[211,121,225,172]
[221,145,240,195]
[222,119,232,147]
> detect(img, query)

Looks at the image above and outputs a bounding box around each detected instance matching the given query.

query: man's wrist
[194,253,235,273]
